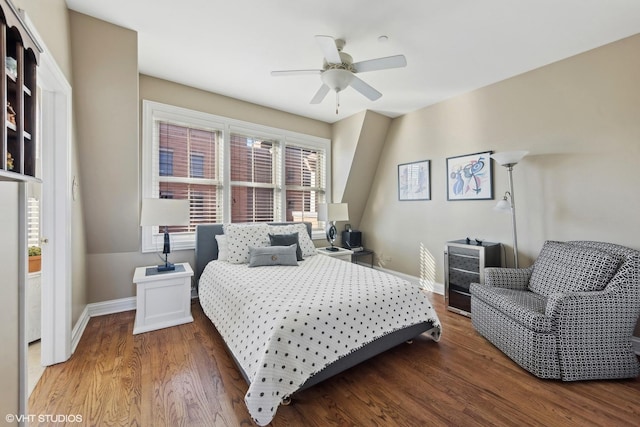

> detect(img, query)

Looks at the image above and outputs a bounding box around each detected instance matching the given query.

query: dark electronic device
[342,230,362,250]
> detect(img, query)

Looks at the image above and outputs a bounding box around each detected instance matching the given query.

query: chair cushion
[529,241,621,297]
[471,283,551,333]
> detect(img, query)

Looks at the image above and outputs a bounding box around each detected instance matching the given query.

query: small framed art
[398,160,431,201]
[446,151,493,201]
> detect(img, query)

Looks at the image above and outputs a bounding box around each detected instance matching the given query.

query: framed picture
[446,151,493,201]
[398,160,431,201]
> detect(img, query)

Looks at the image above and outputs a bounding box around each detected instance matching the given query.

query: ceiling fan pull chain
[336,91,339,115]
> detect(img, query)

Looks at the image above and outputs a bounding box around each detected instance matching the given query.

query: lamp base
[325,222,339,248]
[325,246,339,252]
[156,262,175,272]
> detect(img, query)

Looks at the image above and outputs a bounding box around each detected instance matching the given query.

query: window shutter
[27,196,40,248]
[285,144,326,231]
[229,133,279,223]
[156,122,221,232]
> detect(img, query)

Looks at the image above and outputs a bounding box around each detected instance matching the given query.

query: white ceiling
[65,0,640,124]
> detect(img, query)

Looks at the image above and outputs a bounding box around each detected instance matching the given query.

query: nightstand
[132,262,194,334]
[316,246,354,262]
[351,249,374,267]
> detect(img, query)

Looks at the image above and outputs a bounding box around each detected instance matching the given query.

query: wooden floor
[30,294,640,426]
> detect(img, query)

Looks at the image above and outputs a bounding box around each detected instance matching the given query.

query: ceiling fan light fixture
[321,68,354,92]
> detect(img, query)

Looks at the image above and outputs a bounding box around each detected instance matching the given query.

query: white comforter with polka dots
[198,254,441,426]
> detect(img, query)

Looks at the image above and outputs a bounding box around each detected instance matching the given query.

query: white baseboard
[71,306,89,353]
[632,336,640,355]
[70,297,136,353]
[87,296,136,317]
[374,266,444,295]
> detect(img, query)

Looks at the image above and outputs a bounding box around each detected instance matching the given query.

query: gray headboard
[194,222,313,285]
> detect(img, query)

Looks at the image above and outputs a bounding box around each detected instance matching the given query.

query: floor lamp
[491,151,528,268]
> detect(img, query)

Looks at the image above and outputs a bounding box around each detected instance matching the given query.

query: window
[27,196,40,248]
[230,133,278,223]
[159,148,173,176]
[190,153,205,178]
[285,144,326,230]
[142,100,330,252]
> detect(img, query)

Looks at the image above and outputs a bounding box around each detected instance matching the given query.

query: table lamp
[318,203,349,251]
[140,198,190,272]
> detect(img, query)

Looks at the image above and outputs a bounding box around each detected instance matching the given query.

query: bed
[195,222,441,426]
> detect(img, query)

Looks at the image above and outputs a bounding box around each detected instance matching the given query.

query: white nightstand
[316,246,354,262]
[132,262,194,335]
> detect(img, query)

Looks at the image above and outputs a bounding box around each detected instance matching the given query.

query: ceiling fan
[271,35,407,113]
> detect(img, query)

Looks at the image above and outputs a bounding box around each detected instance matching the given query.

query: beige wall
[358,34,640,335]
[332,110,391,233]
[66,12,331,303]
[17,0,72,78]
[140,75,331,139]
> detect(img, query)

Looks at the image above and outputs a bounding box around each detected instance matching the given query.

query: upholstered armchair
[470,240,640,381]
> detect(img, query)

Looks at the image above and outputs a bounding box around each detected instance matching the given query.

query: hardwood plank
[29,295,640,426]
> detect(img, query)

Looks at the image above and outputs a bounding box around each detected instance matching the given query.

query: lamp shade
[318,203,349,222]
[321,69,354,92]
[490,151,529,166]
[140,198,190,226]
[494,198,511,211]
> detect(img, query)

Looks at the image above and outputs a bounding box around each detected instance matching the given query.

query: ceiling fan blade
[271,69,322,77]
[310,84,330,104]
[353,55,407,73]
[349,76,382,101]
[315,35,342,64]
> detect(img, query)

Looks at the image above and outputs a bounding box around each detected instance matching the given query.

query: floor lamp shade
[140,198,190,271]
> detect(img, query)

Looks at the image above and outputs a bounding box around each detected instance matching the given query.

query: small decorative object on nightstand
[316,246,354,262]
[132,262,194,334]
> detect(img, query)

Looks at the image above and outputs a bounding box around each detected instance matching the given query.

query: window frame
[142,100,331,252]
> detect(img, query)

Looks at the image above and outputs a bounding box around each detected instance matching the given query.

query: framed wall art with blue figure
[446,151,493,201]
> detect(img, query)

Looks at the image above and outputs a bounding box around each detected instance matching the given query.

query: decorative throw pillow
[267,223,316,257]
[529,241,622,296]
[215,234,228,261]
[248,244,299,267]
[223,223,270,264]
[269,232,303,261]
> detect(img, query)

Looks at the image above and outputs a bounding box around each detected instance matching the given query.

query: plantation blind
[156,121,221,232]
[284,144,326,231]
[229,132,278,223]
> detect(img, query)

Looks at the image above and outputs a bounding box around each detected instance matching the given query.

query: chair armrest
[544,289,640,380]
[484,266,533,290]
[545,289,624,319]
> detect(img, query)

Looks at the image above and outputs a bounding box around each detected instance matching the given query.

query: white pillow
[267,223,316,257]
[215,234,228,261]
[223,223,270,264]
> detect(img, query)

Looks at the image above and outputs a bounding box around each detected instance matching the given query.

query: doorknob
[41,238,49,244]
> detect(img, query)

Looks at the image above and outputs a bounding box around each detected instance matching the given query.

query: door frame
[27,16,73,368]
